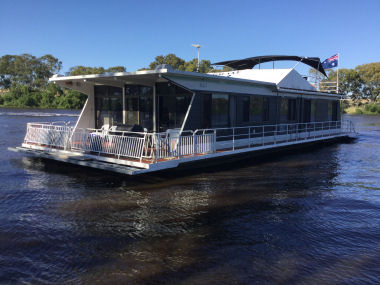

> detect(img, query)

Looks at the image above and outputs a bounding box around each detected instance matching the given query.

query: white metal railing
[23,120,356,164]
[24,122,73,149]
[70,128,148,161]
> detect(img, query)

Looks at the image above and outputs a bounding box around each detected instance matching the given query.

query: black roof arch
[212,55,327,77]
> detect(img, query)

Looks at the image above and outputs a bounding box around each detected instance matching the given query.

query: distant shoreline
[343,100,380,115]
[0,106,80,111]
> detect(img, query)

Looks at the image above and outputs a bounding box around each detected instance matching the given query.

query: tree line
[0,54,128,109]
[318,62,379,102]
[0,53,378,110]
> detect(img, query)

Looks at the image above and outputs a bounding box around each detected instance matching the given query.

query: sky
[1,0,379,75]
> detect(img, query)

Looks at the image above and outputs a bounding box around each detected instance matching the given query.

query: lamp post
[192,44,201,72]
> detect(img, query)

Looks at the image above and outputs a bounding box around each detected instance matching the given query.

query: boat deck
[11,122,356,175]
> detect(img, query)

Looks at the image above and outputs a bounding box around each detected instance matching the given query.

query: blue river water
[0,108,379,284]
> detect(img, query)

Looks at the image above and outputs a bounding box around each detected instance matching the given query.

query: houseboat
[10,55,357,175]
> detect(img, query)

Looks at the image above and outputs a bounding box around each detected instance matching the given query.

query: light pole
[192,44,201,72]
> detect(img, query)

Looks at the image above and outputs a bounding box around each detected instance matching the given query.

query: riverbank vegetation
[321,62,380,114]
[1,53,379,113]
[0,54,126,109]
[342,100,380,115]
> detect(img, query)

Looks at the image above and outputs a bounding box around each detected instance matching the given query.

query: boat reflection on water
[39,145,358,284]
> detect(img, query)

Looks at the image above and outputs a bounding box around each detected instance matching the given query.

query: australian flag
[322,54,339,69]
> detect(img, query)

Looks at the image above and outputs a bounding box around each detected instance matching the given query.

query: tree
[184,59,214,73]
[68,66,106,76]
[324,69,364,101]
[355,62,380,102]
[0,54,61,89]
[144,54,228,73]
[68,65,126,75]
[148,54,186,70]
[105,66,126,73]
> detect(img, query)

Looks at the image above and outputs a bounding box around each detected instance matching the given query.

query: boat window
[280,98,288,122]
[331,100,338,121]
[201,94,212,128]
[262,97,270,121]
[250,96,263,124]
[211,94,229,127]
[288,99,297,121]
[125,85,153,130]
[156,82,192,131]
[242,96,250,122]
[311,100,317,121]
[303,99,311,123]
[94,85,123,129]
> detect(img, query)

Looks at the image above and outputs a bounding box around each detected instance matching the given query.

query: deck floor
[23,131,348,170]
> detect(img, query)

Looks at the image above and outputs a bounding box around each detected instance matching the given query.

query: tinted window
[262,97,269,121]
[156,82,192,131]
[250,96,263,124]
[125,85,153,130]
[95,86,123,129]
[212,94,229,127]
[242,96,250,122]
[288,99,297,121]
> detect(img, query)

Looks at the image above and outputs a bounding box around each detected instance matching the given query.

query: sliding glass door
[125,85,153,130]
[94,86,123,129]
[156,82,192,132]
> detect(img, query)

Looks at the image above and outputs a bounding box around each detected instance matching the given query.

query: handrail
[23,120,355,164]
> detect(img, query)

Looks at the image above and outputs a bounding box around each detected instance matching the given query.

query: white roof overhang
[49,69,343,99]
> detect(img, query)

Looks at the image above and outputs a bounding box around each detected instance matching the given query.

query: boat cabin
[53,66,340,134]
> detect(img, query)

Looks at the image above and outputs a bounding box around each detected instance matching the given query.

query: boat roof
[50,67,342,98]
[50,68,277,88]
[210,68,317,91]
[213,55,327,77]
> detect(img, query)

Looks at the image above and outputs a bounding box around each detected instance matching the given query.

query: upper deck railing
[23,120,356,165]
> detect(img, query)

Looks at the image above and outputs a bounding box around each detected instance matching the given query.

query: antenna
[191,44,201,72]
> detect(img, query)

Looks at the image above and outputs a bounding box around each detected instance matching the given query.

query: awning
[213,55,327,77]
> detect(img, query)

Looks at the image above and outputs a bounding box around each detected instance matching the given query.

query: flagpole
[336,53,339,94]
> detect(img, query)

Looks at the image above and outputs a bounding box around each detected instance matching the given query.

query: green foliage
[355,62,380,102]
[355,108,363,114]
[0,54,61,89]
[321,62,380,102]
[0,83,86,109]
[69,66,106,76]
[68,65,126,76]
[145,53,230,73]
[364,102,380,114]
[105,66,126,73]
[148,54,186,70]
[331,69,364,100]
[184,59,214,73]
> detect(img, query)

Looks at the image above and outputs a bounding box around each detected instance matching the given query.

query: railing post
[193,133,197,155]
[232,128,235,151]
[287,124,289,142]
[274,125,277,144]
[177,135,181,159]
[329,121,331,136]
[154,133,158,163]
[213,130,216,153]
[248,127,251,148]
